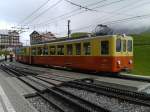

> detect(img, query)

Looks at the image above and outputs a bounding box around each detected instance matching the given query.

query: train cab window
[83,42,91,55]
[123,40,126,52]
[43,46,48,55]
[50,46,56,55]
[116,39,121,52]
[57,45,64,55]
[37,47,43,55]
[101,41,109,55]
[75,43,81,55]
[127,40,132,52]
[31,48,36,55]
[67,44,73,55]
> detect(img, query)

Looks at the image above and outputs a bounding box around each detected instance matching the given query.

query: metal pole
[68,20,71,38]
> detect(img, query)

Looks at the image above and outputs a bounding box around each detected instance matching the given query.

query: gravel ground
[60,86,150,112]
[27,96,60,112]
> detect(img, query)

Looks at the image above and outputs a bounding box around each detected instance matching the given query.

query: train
[15,34,133,73]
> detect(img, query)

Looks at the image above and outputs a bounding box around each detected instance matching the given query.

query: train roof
[30,34,132,47]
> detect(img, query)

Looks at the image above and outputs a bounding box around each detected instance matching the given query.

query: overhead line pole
[68,20,71,38]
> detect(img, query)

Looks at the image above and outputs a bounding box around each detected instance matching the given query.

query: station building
[30,31,56,45]
[0,30,22,51]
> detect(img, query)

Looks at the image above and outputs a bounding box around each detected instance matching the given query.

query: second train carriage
[15,34,133,73]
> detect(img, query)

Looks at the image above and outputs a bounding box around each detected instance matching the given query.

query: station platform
[0,70,38,112]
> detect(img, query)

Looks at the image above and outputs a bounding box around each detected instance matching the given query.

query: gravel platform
[6,77,36,97]
[60,86,150,112]
[0,72,38,112]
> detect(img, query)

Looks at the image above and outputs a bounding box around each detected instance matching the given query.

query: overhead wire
[29,0,107,27]
[64,0,96,11]
[19,0,51,24]
[30,0,127,27]
[71,0,150,32]
[25,0,63,25]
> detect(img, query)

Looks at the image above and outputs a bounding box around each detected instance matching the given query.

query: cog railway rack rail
[0,63,109,112]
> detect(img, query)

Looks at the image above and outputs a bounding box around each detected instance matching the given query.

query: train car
[15,46,30,63]
[15,34,133,73]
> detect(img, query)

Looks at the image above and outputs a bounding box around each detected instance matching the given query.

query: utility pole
[67,20,71,38]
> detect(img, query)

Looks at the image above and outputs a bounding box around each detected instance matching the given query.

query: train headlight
[129,60,133,64]
[117,60,121,65]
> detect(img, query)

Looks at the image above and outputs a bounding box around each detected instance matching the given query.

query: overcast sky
[1,0,150,45]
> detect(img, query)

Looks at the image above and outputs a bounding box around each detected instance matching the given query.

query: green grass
[131,32,150,76]
[132,45,150,76]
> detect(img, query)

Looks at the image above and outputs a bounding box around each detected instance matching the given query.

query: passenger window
[101,41,109,55]
[43,46,48,55]
[37,47,43,55]
[75,43,81,55]
[127,40,132,52]
[116,39,121,52]
[83,42,91,55]
[50,46,56,55]
[57,45,64,55]
[67,44,73,55]
[123,40,126,52]
[31,48,36,55]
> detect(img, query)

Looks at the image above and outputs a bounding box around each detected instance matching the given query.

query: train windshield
[127,40,132,52]
[116,39,121,52]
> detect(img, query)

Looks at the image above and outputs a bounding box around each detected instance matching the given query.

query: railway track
[0,63,109,112]
[8,62,150,84]
[6,64,150,106]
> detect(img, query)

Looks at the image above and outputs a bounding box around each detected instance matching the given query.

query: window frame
[127,40,132,52]
[101,40,109,55]
[66,44,73,55]
[75,43,81,55]
[57,45,64,55]
[83,42,91,55]
[37,46,43,55]
[43,45,49,55]
[49,46,56,55]
[123,40,127,52]
[116,39,121,52]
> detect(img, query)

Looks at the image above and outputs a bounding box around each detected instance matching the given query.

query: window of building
[43,45,48,55]
[67,44,73,55]
[31,48,36,55]
[57,45,64,55]
[75,43,81,55]
[37,47,43,55]
[83,42,91,55]
[116,39,121,52]
[50,46,56,55]
[123,40,126,52]
[127,40,132,52]
[101,41,109,55]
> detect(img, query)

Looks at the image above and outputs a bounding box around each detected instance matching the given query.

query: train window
[127,40,132,52]
[37,47,43,55]
[83,42,91,55]
[123,40,126,52]
[101,41,109,55]
[31,48,36,55]
[57,45,64,55]
[75,43,81,55]
[50,46,56,55]
[116,39,121,52]
[67,44,73,55]
[43,46,48,55]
